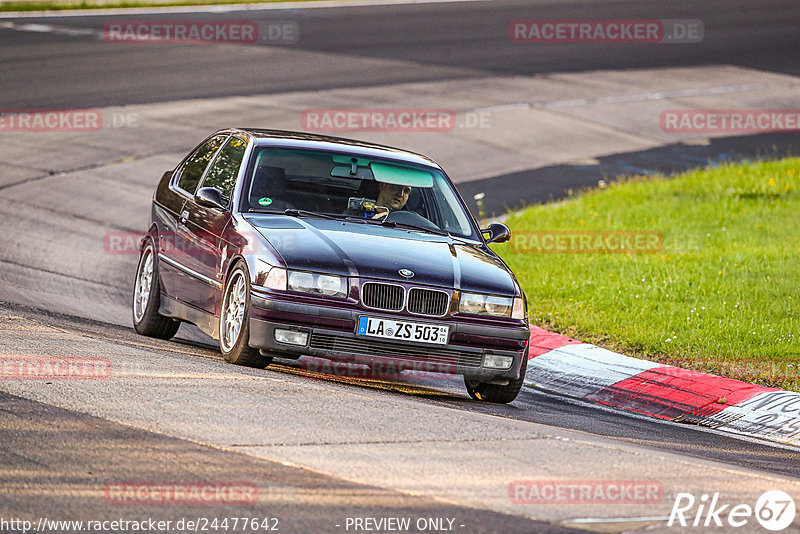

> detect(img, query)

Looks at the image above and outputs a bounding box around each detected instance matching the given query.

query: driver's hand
[372,206,390,219]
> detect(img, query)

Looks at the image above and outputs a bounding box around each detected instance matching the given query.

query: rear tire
[132,238,180,340]
[464,349,528,404]
[219,262,272,369]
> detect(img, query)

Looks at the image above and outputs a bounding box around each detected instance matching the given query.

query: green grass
[493,157,800,390]
[0,0,321,12]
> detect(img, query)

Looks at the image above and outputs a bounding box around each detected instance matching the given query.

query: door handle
[180,210,189,224]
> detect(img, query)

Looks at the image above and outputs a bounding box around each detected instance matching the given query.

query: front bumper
[248,293,529,381]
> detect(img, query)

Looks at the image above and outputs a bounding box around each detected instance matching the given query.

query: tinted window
[177,135,227,195]
[201,137,247,207]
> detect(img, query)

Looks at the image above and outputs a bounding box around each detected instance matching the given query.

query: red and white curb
[524,326,800,447]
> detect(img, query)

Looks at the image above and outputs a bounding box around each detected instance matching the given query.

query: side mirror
[481,222,511,244]
[195,187,226,210]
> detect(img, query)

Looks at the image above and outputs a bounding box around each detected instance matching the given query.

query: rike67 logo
[669,490,796,531]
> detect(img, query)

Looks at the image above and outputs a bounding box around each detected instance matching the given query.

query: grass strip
[495,157,799,390]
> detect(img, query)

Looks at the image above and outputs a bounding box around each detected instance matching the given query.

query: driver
[376,182,411,212]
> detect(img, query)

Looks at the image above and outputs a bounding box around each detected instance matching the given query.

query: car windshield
[239,147,479,239]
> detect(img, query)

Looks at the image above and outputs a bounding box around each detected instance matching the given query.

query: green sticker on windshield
[258,197,273,206]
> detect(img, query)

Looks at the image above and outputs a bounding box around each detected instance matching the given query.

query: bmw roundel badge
[398,268,414,278]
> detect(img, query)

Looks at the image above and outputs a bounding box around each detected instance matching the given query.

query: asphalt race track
[2,0,800,108]
[1,1,800,532]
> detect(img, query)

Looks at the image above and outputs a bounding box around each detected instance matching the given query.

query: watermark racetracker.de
[103,20,299,45]
[104,230,274,256]
[300,356,458,382]
[509,480,664,504]
[671,359,800,383]
[661,110,800,134]
[510,19,703,43]
[505,231,663,254]
[104,482,258,505]
[0,109,138,132]
[0,356,111,380]
[301,108,492,132]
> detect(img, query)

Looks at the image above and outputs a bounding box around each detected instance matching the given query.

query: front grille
[361,282,404,311]
[407,288,449,316]
[310,333,483,368]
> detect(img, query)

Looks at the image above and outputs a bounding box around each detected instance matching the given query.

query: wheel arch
[140,223,160,253]
[223,254,254,288]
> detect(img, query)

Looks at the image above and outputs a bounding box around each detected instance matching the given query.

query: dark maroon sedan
[133,129,530,403]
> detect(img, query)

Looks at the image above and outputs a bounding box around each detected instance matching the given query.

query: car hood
[244,215,518,295]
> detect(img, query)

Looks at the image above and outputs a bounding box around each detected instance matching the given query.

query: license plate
[357,316,449,345]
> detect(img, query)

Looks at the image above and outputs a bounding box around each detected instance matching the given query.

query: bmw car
[132,129,530,403]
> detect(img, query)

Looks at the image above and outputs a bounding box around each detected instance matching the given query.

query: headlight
[288,270,347,298]
[459,292,514,318]
[288,271,314,292]
[317,274,345,296]
[485,296,512,317]
[459,292,485,314]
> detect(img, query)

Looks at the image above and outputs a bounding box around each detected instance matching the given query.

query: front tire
[132,238,180,340]
[219,262,272,369]
[464,349,528,404]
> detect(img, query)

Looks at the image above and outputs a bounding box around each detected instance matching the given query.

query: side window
[201,137,247,207]
[177,135,227,195]
[432,175,473,236]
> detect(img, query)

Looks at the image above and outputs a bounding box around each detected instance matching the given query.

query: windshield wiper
[283,209,346,221]
[249,208,368,224]
[379,220,449,236]
[353,215,450,236]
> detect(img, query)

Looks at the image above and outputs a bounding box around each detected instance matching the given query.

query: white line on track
[473,83,766,114]
[0,0,487,19]
[0,20,99,36]
[564,516,670,524]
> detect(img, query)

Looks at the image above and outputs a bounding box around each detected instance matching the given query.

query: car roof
[223,128,443,170]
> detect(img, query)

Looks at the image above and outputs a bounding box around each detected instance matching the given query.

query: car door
[182,135,249,314]
[159,134,228,304]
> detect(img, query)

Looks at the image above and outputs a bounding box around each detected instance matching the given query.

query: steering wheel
[383,209,441,231]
